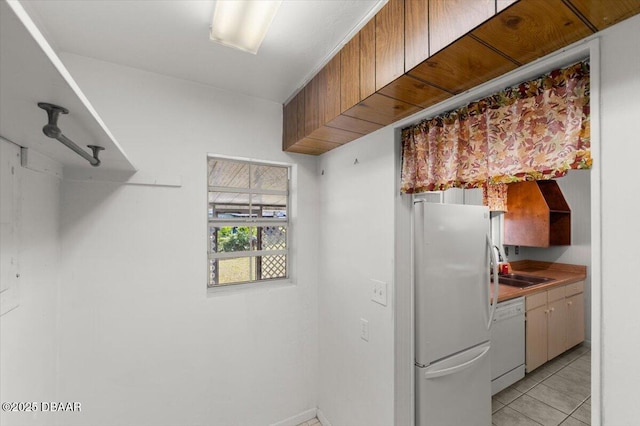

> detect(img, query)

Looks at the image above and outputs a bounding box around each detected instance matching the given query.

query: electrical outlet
[360,318,369,341]
[371,279,387,306]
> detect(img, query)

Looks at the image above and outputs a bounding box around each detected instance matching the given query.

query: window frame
[206,155,291,289]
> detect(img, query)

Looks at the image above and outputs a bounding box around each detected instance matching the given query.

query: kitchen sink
[496,273,554,288]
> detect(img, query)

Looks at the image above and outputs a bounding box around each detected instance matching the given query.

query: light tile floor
[493,344,591,426]
[298,345,590,426]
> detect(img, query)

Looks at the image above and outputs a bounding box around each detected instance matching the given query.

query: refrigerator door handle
[423,345,491,379]
[486,234,499,329]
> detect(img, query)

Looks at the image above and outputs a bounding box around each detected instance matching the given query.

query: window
[207,156,289,287]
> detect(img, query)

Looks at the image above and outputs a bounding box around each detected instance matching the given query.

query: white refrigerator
[414,202,498,426]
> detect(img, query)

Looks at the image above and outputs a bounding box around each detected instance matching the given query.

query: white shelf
[0,0,136,177]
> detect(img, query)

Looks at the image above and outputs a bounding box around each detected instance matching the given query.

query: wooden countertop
[493,260,587,303]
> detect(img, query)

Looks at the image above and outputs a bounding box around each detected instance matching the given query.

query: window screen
[207,157,289,287]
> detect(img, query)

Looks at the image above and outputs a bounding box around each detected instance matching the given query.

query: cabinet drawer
[526,292,547,311]
[565,280,585,297]
[547,286,566,302]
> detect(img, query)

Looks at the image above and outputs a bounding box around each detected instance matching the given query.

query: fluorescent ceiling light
[210,0,282,54]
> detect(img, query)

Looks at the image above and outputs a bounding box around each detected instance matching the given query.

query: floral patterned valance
[400,61,591,195]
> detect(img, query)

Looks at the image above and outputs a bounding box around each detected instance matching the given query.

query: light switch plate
[371,279,387,306]
[360,318,369,341]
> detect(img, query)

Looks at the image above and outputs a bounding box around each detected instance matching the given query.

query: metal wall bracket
[37,102,104,167]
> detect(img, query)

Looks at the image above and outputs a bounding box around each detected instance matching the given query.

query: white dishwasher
[490,297,525,395]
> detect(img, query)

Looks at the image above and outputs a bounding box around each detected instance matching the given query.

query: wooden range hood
[283,0,640,155]
[504,180,571,248]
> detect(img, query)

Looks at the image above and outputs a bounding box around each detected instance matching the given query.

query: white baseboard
[270,408,317,426]
[317,409,332,426]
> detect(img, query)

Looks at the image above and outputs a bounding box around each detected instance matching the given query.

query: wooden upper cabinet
[378,75,451,108]
[326,114,384,135]
[343,93,420,126]
[407,36,518,94]
[283,96,297,150]
[429,0,495,54]
[567,0,640,30]
[319,55,341,125]
[284,0,640,155]
[472,0,593,65]
[295,91,305,141]
[287,138,341,156]
[303,55,340,139]
[303,74,320,137]
[341,34,361,112]
[283,90,306,150]
[405,0,430,71]
[375,0,405,91]
[360,19,376,100]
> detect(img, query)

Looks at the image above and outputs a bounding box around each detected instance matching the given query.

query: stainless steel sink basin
[496,273,554,288]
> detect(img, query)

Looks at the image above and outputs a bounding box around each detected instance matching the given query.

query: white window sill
[206,278,294,297]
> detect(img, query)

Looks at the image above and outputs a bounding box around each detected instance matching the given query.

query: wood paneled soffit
[378,75,451,109]
[567,0,640,30]
[326,114,384,135]
[472,0,594,65]
[343,93,420,126]
[429,0,494,55]
[283,0,640,155]
[407,36,518,94]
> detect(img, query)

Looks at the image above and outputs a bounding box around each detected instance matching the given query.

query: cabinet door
[547,298,568,360]
[566,293,585,349]
[405,0,430,71]
[304,75,320,137]
[283,97,297,150]
[375,0,404,90]
[319,55,341,126]
[340,34,360,112]
[525,305,547,373]
[295,91,305,142]
[360,19,376,100]
[429,0,494,54]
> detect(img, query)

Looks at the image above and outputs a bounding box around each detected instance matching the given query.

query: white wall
[317,128,396,425]
[598,14,640,424]
[43,53,319,426]
[0,139,60,426]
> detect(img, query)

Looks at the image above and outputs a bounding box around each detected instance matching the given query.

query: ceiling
[20,0,388,104]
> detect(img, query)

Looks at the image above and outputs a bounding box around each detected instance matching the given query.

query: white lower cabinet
[525,281,585,373]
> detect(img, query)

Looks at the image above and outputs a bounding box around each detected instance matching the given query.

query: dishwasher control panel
[493,302,524,322]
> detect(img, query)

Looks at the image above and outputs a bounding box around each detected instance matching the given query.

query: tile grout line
[493,347,591,425]
[505,391,568,425]
[492,404,545,426]
[563,394,592,425]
